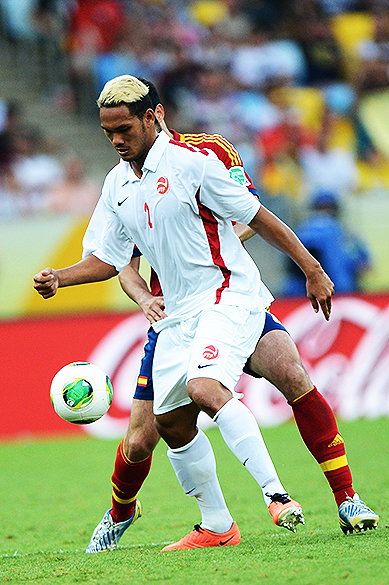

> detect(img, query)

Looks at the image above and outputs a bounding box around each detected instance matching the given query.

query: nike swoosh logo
[198,363,217,369]
[220,536,234,546]
[118,197,128,206]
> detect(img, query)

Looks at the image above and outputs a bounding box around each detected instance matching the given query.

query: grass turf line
[0,418,387,585]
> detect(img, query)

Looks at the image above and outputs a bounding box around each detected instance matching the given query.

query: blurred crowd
[0,98,101,217]
[2,0,389,293]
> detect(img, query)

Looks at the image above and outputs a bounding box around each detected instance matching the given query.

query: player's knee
[187,378,229,416]
[276,362,312,401]
[154,413,182,447]
[124,431,156,462]
[155,410,197,449]
[186,380,205,406]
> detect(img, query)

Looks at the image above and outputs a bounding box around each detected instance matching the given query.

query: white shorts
[152,305,266,415]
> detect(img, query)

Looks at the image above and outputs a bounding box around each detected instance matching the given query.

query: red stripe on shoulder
[169,138,209,156]
[176,132,242,168]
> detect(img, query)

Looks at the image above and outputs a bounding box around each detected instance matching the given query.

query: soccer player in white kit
[89,77,292,549]
[34,75,378,549]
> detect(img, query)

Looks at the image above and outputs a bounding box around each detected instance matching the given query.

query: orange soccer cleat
[267,493,305,532]
[161,521,241,551]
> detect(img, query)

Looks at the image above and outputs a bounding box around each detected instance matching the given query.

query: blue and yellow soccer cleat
[85,500,142,552]
[338,494,379,534]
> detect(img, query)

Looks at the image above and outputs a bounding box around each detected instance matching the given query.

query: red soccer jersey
[170,130,257,194]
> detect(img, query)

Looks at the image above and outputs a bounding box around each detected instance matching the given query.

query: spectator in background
[0,0,39,41]
[230,25,307,91]
[0,100,23,172]
[10,127,64,213]
[238,0,289,32]
[299,104,358,197]
[30,0,68,91]
[356,10,389,94]
[291,7,344,86]
[0,101,34,219]
[178,67,245,138]
[316,0,360,15]
[174,67,260,154]
[65,0,127,115]
[172,66,277,180]
[256,102,316,203]
[93,5,187,93]
[282,190,371,296]
[43,154,100,215]
[160,44,203,117]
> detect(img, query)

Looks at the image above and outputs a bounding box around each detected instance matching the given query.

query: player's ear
[144,108,156,127]
[154,103,165,125]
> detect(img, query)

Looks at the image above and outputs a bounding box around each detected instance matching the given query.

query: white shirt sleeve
[82,196,106,258]
[83,175,134,272]
[199,154,261,224]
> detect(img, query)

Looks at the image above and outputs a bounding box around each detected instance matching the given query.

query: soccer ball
[50,362,113,424]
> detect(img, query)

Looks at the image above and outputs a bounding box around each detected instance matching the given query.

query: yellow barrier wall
[0,214,150,318]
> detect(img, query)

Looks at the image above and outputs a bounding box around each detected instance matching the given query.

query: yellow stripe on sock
[320,455,348,473]
[119,439,132,465]
[112,480,125,495]
[290,386,315,404]
[120,442,152,466]
[112,492,137,505]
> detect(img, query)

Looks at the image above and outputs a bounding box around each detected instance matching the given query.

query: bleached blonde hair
[97,75,150,108]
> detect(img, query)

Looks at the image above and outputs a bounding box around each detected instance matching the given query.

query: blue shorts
[133,311,288,400]
[133,327,159,401]
[242,311,288,378]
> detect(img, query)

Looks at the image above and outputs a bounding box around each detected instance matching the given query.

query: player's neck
[130,161,143,178]
[160,120,173,139]
[130,134,158,178]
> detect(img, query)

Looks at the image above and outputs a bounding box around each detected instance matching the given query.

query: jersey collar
[170,128,181,141]
[142,131,170,172]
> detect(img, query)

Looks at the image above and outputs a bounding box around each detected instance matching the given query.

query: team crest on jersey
[156,176,169,194]
[229,166,249,186]
[202,345,219,360]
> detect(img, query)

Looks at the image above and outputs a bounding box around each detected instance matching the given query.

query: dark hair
[137,77,162,109]
[125,94,155,121]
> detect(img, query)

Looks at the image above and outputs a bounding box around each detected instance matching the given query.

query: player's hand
[140,296,167,323]
[306,268,334,321]
[33,267,59,299]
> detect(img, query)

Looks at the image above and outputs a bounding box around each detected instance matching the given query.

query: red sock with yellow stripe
[110,439,152,523]
[289,387,355,507]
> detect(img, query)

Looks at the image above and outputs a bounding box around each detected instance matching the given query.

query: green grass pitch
[0,418,387,585]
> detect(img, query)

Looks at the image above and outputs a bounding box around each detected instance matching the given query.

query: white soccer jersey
[86,131,273,329]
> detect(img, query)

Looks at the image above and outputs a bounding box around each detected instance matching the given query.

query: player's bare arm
[233,222,256,242]
[119,259,167,324]
[33,254,117,299]
[249,205,334,320]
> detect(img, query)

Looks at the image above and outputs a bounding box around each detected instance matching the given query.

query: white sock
[214,398,285,507]
[167,429,233,533]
